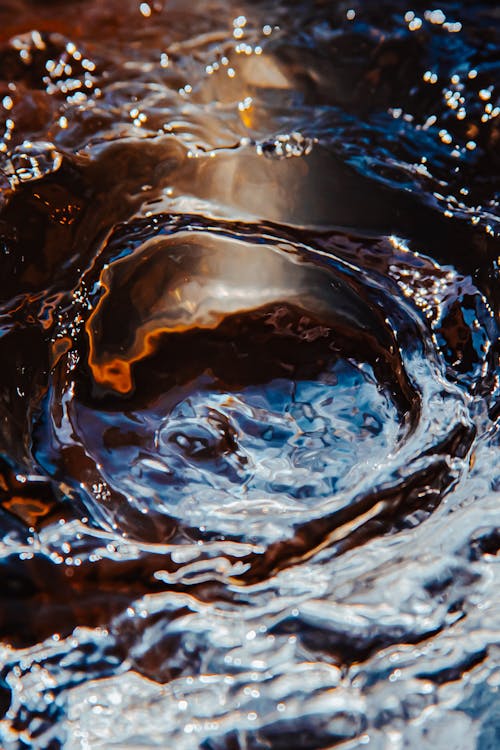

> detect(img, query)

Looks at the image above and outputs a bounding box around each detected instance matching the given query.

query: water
[0,1,498,748]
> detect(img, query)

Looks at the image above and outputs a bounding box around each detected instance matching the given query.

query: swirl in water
[34,215,478,570]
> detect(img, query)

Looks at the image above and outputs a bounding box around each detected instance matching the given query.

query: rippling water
[0,1,499,748]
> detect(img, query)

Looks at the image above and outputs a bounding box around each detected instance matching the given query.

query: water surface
[0,1,499,748]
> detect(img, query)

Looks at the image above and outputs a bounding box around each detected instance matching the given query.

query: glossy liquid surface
[0,1,499,748]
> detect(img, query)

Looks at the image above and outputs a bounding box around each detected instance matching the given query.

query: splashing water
[0,1,498,749]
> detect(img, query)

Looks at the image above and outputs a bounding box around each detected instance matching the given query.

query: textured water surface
[0,1,499,748]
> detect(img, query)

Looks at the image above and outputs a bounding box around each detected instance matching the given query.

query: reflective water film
[0,1,499,748]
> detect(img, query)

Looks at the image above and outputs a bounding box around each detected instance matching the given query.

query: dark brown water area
[0,1,499,748]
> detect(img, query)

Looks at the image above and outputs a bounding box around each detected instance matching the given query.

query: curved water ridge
[0,1,498,749]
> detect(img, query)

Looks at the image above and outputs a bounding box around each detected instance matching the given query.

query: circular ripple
[33,216,472,551]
